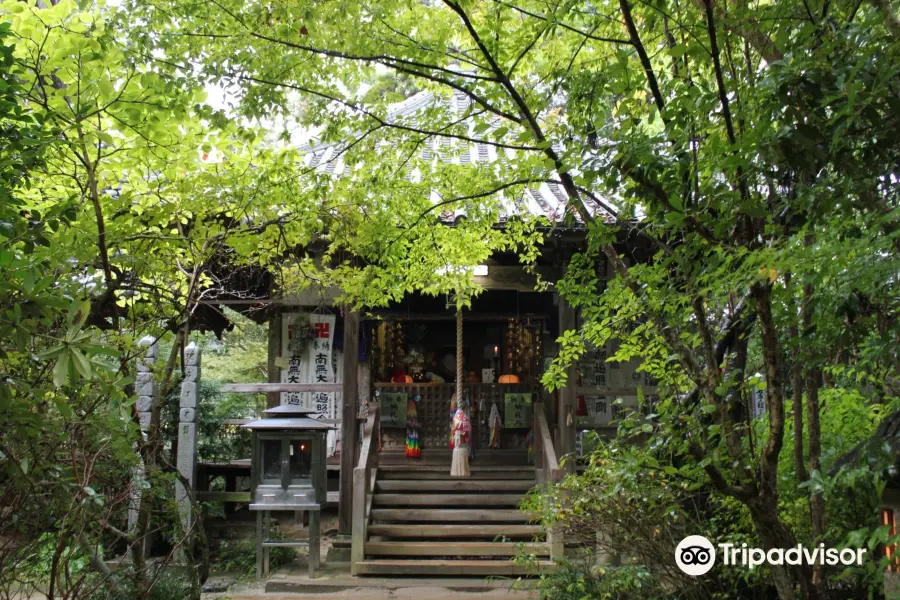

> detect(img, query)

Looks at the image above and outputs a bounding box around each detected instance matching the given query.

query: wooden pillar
[558,293,577,471]
[266,313,282,409]
[338,308,360,536]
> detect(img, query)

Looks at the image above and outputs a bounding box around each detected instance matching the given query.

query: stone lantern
[243,405,334,578]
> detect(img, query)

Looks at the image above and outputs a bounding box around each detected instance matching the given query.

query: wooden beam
[220,383,342,393]
[339,309,360,536]
[267,313,282,408]
[473,265,557,291]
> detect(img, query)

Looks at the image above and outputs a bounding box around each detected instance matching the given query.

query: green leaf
[53,355,70,387]
[70,347,92,380]
[52,395,74,418]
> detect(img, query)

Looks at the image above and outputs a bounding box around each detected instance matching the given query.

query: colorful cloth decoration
[448,393,458,449]
[450,407,471,477]
[405,397,420,458]
[488,402,502,449]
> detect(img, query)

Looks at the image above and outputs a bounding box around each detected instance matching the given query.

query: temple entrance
[374,382,537,463]
[366,290,556,464]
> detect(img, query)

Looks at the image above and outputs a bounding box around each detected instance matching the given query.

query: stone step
[375,479,535,492]
[379,464,534,472]
[379,469,534,480]
[371,508,528,523]
[354,559,556,576]
[372,493,523,507]
[367,524,542,540]
[365,541,550,557]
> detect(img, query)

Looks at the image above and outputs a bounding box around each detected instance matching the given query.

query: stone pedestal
[176,342,200,532]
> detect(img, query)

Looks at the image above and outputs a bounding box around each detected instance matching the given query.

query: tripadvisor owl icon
[676,535,716,576]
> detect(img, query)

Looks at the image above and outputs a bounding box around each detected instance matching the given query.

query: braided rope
[456,308,464,394]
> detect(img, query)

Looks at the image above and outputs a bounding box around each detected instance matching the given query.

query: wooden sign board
[504,393,532,429]
[380,392,408,428]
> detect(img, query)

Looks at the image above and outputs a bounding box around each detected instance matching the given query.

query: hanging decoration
[505,318,519,375]
[501,318,544,381]
[450,407,471,477]
[394,321,406,366]
[408,350,426,382]
[385,320,406,377]
[405,394,421,458]
[488,401,502,449]
[371,324,384,381]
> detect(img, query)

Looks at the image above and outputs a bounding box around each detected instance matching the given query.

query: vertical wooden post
[534,409,545,485]
[357,361,371,464]
[558,293,577,471]
[266,313,282,409]
[338,308,360,536]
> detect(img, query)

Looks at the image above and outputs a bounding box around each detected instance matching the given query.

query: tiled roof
[298,91,615,225]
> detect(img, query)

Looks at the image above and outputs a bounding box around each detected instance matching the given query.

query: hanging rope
[456,308,464,392]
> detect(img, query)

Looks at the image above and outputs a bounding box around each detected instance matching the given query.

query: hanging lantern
[498,374,520,384]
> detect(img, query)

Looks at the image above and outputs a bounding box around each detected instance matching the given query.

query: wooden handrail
[533,402,563,561]
[351,402,380,574]
[534,402,561,484]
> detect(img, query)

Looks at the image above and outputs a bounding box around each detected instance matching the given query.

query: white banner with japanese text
[281,313,338,456]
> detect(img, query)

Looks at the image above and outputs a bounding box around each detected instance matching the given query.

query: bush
[520,558,658,600]
[88,567,193,600]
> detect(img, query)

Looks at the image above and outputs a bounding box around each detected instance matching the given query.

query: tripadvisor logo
[675,536,867,576]
[676,535,716,576]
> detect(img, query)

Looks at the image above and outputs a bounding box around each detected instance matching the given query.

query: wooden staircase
[351,403,562,577]
[355,464,553,576]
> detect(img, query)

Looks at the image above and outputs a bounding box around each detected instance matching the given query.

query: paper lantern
[498,374,520,384]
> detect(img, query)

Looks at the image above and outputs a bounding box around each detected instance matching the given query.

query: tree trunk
[805,367,826,596]
[133,327,186,597]
[751,283,818,600]
[788,272,808,483]
[747,497,818,600]
[802,245,827,598]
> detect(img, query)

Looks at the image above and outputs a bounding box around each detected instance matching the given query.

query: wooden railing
[533,402,564,561]
[350,402,380,575]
